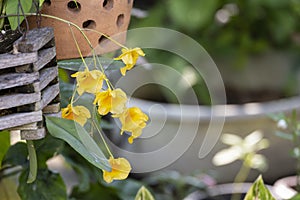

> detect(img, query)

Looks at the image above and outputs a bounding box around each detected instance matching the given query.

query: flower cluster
[61,47,147,183]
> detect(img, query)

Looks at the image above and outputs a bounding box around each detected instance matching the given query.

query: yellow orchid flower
[102,157,131,183]
[113,107,148,144]
[61,104,91,126]
[71,68,105,95]
[114,48,145,76]
[93,88,127,115]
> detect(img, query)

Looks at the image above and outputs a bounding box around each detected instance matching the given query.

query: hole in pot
[44,0,51,6]
[82,20,96,29]
[103,0,113,10]
[98,35,110,46]
[67,1,81,12]
[128,0,131,4]
[116,14,124,28]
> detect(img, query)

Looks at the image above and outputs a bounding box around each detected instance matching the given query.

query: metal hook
[33,0,42,28]
[17,0,29,40]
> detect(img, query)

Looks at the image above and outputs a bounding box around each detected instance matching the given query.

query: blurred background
[128,0,300,105]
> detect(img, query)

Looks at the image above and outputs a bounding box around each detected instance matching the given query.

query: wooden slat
[33,47,56,71]
[39,66,58,90]
[0,92,41,110]
[42,83,60,108]
[0,110,42,130]
[14,27,54,53]
[10,122,40,131]
[0,52,37,69]
[21,127,46,140]
[43,103,60,114]
[0,72,39,90]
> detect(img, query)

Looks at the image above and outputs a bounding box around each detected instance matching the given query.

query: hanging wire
[17,0,29,39]
[33,0,42,28]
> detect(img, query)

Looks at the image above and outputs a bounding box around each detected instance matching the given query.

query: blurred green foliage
[130,0,300,103]
[132,0,300,60]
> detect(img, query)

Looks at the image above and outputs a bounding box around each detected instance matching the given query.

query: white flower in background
[277,119,288,130]
[212,130,269,171]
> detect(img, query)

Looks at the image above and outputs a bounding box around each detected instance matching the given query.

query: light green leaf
[290,193,300,200]
[244,175,275,200]
[0,130,10,168]
[6,0,33,30]
[134,186,155,200]
[39,0,45,6]
[45,117,111,171]
[275,131,293,140]
[0,177,21,200]
[26,140,37,183]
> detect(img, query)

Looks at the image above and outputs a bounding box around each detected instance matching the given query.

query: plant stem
[231,158,251,200]
[83,28,127,49]
[92,106,114,158]
[68,24,89,70]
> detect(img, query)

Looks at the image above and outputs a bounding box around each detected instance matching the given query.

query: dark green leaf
[70,182,120,200]
[134,186,155,200]
[2,142,28,167]
[58,59,86,71]
[111,179,144,200]
[33,134,64,169]
[45,117,111,171]
[64,156,91,192]
[244,175,275,200]
[58,58,123,71]
[0,130,10,168]
[18,169,67,200]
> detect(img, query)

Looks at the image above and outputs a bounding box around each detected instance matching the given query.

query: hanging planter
[0,27,60,140]
[28,0,134,60]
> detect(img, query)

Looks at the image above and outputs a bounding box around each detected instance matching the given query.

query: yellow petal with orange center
[102,157,131,183]
[61,104,91,126]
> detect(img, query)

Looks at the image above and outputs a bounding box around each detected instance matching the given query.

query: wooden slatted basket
[0,27,60,140]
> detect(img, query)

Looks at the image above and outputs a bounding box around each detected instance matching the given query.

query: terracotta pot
[28,0,133,60]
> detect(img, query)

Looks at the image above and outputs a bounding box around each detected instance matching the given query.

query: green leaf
[18,169,67,200]
[275,131,293,141]
[2,142,28,167]
[0,130,10,168]
[45,117,111,171]
[57,57,123,71]
[244,175,275,200]
[134,186,155,200]
[0,176,21,200]
[33,134,64,169]
[70,182,120,200]
[26,140,37,183]
[290,193,300,200]
[6,0,33,30]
